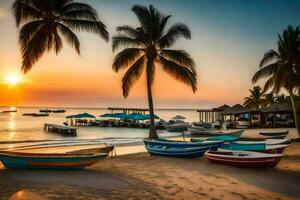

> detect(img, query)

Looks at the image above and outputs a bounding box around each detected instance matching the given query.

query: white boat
[188,127,244,137]
[164,122,190,132]
[188,125,217,133]
[234,138,291,145]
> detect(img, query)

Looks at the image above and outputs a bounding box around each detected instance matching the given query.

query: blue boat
[145,144,212,157]
[143,138,223,148]
[221,143,266,151]
[191,136,240,143]
[259,131,288,138]
[0,150,109,169]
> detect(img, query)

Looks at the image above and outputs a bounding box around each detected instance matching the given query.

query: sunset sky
[0,0,300,108]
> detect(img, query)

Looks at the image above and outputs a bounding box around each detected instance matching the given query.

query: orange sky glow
[0,0,298,108]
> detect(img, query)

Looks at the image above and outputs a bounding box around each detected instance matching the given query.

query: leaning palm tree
[112,5,197,139]
[12,0,109,73]
[243,86,265,109]
[252,25,300,135]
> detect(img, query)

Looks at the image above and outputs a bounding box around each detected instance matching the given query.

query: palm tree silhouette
[252,26,300,135]
[12,0,109,73]
[111,5,197,139]
[243,86,265,109]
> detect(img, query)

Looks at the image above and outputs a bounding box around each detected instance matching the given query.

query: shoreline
[1,145,300,199]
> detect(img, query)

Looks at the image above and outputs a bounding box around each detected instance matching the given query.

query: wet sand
[0,143,300,199]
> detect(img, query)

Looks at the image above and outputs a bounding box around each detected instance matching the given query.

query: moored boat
[0,150,109,169]
[234,138,291,145]
[189,128,244,137]
[23,113,49,117]
[205,150,283,168]
[164,122,190,132]
[191,136,240,142]
[143,138,223,148]
[259,131,288,139]
[220,143,289,154]
[145,144,211,157]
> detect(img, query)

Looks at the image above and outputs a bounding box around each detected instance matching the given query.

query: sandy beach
[1,133,300,200]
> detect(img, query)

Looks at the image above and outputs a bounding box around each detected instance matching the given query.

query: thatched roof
[222,104,249,115]
[212,104,230,111]
[258,104,293,113]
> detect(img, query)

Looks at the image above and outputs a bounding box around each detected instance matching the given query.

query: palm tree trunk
[290,91,300,137]
[146,59,158,139]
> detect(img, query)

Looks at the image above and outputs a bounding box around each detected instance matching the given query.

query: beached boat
[205,150,283,168]
[189,127,244,137]
[191,136,240,143]
[234,138,291,145]
[259,131,288,139]
[143,138,223,148]
[164,122,190,132]
[220,143,289,154]
[0,150,109,169]
[145,144,212,157]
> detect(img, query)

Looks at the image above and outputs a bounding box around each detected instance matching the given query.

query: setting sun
[5,74,22,85]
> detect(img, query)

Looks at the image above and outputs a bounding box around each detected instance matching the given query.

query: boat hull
[143,139,223,148]
[220,144,288,154]
[146,145,211,157]
[189,129,244,137]
[205,151,283,168]
[259,131,288,139]
[0,152,108,169]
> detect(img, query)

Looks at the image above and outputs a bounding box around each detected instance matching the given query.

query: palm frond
[158,23,191,48]
[12,0,44,27]
[252,62,278,83]
[112,35,140,52]
[159,56,197,92]
[57,23,80,54]
[131,5,150,31]
[259,49,280,67]
[59,2,99,21]
[112,48,143,72]
[262,77,275,93]
[21,25,48,73]
[53,30,63,54]
[18,20,44,46]
[116,25,139,38]
[160,49,196,74]
[62,19,109,42]
[122,56,145,98]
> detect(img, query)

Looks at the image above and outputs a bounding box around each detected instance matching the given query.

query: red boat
[205,150,283,168]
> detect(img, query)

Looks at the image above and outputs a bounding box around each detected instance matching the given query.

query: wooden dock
[44,123,77,136]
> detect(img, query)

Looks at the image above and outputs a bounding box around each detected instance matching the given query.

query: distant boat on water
[23,113,49,117]
[40,109,66,113]
[2,109,17,113]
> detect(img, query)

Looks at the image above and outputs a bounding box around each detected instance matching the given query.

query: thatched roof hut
[212,104,230,111]
[222,104,249,115]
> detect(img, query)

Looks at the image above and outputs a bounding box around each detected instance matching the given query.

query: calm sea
[0,107,199,150]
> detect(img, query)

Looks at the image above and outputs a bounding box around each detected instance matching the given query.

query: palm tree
[12,0,109,73]
[252,25,300,135]
[275,94,290,106]
[243,86,265,109]
[263,92,276,106]
[111,5,197,139]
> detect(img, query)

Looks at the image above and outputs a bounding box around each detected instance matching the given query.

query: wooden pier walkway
[44,123,77,136]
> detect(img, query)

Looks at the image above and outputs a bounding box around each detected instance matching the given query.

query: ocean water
[0,107,199,150]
